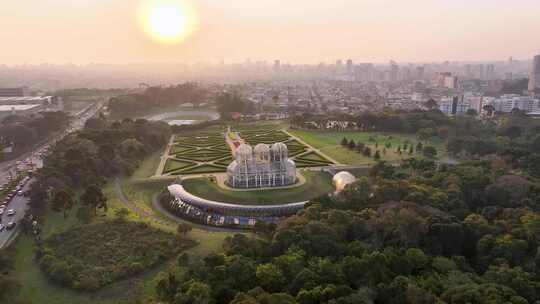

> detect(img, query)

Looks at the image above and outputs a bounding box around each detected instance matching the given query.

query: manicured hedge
[177,164,228,174]
[164,159,197,174]
[37,220,195,291]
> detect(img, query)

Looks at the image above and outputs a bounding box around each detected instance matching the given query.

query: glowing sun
[139,0,197,44]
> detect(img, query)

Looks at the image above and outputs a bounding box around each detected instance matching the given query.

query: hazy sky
[2,0,539,64]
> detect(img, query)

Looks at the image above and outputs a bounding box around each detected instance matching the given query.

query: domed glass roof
[271,142,288,154]
[333,171,356,192]
[236,143,253,156]
[254,143,270,154]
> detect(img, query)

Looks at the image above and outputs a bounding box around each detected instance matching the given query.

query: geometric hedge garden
[163,127,336,176]
[163,132,231,175]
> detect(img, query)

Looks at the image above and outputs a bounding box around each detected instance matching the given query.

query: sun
[139,0,197,44]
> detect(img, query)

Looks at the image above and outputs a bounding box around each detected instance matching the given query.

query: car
[7,209,15,216]
[0,209,4,215]
[0,224,4,232]
[6,222,16,230]
[17,191,23,196]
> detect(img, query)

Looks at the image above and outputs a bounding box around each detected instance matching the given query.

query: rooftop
[0,96,52,102]
[0,104,42,111]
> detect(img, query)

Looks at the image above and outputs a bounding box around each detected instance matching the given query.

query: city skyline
[2,0,540,65]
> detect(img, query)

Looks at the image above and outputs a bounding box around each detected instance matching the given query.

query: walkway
[154,135,176,177]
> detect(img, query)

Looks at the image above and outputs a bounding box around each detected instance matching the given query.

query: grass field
[131,151,162,179]
[290,129,446,165]
[182,170,334,204]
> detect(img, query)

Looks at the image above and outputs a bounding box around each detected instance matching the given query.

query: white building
[227,143,296,189]
[485,94,539,113]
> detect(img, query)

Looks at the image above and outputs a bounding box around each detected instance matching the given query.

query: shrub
[37,220,196,291]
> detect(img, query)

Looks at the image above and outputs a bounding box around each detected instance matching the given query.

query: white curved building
[333,171,356,192]
[168,184,307,216]
[227,143,296,189]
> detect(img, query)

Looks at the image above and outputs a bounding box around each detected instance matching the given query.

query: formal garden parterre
[161,126,336,176]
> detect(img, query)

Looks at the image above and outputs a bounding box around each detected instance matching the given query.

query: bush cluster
[37,220,196,291]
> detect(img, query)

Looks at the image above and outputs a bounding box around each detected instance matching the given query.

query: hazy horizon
[2,0,540,65]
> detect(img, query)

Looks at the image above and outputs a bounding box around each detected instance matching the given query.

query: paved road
[0,103,99,186]
[0,102,103,249]
[0,181,33,248]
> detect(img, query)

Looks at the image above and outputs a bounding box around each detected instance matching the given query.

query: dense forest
[27,117,171,217]
[155,158,540,304]
[108,83,208,117]
[0,111,70,158]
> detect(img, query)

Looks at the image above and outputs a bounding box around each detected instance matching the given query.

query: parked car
[7,209,15,216]
[0,224,5,232]
[0,209,4,215]
[6,222,16,230]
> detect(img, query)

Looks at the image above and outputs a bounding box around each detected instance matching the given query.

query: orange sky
[1,0,539,64]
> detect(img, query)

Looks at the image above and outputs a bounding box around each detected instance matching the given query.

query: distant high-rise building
[529,54,540,94]
[346,59,353,75]
[432,72,457,89]
[465,64,473,78]
[274,60,281,72]
[336,59,343,70]
[390,62,399,82]
[486,64,495,80]
[416,66,425,79]
[478,64,486,80]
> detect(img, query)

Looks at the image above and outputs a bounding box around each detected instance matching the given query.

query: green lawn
[182,170,334,205]
[290,129,446,165]
[131,151,163,179]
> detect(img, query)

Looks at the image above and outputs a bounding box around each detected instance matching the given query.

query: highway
[0,181,32,248]
[0,102,103,248]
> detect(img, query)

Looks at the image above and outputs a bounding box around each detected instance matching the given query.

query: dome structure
[227,142,296,189]
[333,171,356,192]
[271,142,288,161]
[236,144,253,161]
[254,143,270,163]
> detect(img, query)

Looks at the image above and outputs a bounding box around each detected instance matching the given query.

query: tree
[51,189,75,218]
[256,263,286,292]
[216,91,246,119]
[374,151,381,160]
[466,109,478,116]
[424,99,438,110]
[416,142,423,153]
[422,146,437,159]
[363,147,372,157]
[81,185,107,215]
[177,223,193,236]
[341,138,349,147]
[76,205,94,223]
[348,140,356,150]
